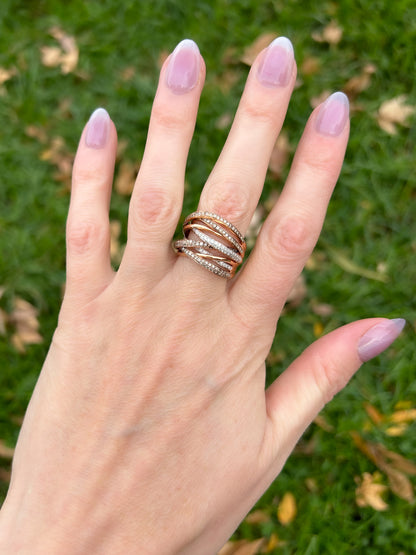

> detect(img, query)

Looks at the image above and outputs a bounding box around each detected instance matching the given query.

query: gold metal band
[173,211,246,279]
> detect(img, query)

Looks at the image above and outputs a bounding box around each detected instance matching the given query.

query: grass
[0,0,415,552]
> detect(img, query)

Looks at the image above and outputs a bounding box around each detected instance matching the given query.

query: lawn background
[0,0,415,553]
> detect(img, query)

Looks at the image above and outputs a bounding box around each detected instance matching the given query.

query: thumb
[265,317,405,454]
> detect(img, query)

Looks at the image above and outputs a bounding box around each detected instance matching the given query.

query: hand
[0,38,404,554]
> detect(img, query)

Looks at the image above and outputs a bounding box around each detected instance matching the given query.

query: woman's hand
[0,38,404,554]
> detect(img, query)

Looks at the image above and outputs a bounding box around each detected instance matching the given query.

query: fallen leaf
[310,301,334,317]
[110,220,123,265]
[25,125,49,144]
[244,510,271,525]
[40,136,74,189]
[301,56,321,76]
[0,66,17,85]
[217,539,266,555]
[314,414,334,432]
[377,95,415,135]
[216,112,233,130]
[364,403,385,425]
[115,160,138,196]
[305,477,318,493]
[0,467,11,482]
[277,492,297,525]
[343,64,376,98]
[268,132,291,179]
[389,409,416,424]
[351,432,415,503]
[120,66,136,81]
[0,308,7,335]
[355,472,388,511]
[285,274,307,308]
[240,33,277,66]
[0,440,14,459]
[265,533,283,551]
[310,90,331,109]
[312,21,343,45]
[313,321,324,337]
[41,26,79,74]
[328,248,388,282]
[385,424,408,437]
[9,298,43,353]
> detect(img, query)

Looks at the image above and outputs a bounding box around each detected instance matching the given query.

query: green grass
[0,0,415,552]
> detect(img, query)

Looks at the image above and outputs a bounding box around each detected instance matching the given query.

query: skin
[0,41,396,554]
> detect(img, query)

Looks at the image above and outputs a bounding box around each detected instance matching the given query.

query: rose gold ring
[173,211,246,279]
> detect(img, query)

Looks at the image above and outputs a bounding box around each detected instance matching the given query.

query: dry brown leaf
[9,298,43,353]
[355,472,388,511]
[389,408,416,424]
[240,33,277,66]
[110,220,123,265]
[310,90,331,109]
[25,125,49,144]
[41,26,79,74]
[377,95,415,135]
[115,160,138,196]
[268,132,291,179]
[301,56,321,76]
[0,440,14,459]
[41,136,74,188]
[375,444,416,476]
[314,414,334,432]
[244,509,271,525]
[0,67,17,85]
[385,424,408,437]
[312,21,343,45]
[0,467,11,482]
[217,539,265,555]
[277,492,297,525]
[383,465,414,503]
[216,112,233,130]
[49,26,79,74]
[310,301,334,317]
[0,308,7,335]
[285,274,307,308]
[364,403,385,425]
[343,64,376,98]
[351,432,415,503]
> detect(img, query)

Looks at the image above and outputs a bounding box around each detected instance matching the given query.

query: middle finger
[199,36,296,234]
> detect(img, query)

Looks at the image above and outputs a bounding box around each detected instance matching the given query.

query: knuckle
[311,349,350,405]
[72,166,108,190]
[66,218,108,255]
[298,148,340,181]
[240,98,278,127]
[151,103,187,132]
[205,181,250,224]
[130,186,178,229]
[272,214,315,260]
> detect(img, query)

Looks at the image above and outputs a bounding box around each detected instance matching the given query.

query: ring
[173,211,246,279]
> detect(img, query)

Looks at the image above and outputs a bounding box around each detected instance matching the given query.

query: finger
[230,92,350,326]
[199,37,296,233]
[264,318,405,466]
[118,40,205,286]
[177,37,297,289]
[66,108,117,302]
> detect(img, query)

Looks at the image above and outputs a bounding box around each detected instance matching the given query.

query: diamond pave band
[173,211,247,279]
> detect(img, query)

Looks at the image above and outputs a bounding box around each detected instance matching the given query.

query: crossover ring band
[173,211,247,279]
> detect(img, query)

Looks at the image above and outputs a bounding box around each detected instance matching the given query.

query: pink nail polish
[85,108,110,149]
[166,39,200,94]
[358,318,406,362]
[257,36,294,87]
[315,92,349,137]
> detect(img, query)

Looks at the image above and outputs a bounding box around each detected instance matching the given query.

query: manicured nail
[257,36,294,87]
[315,92,349,137]
[358,318,406,362]
[85,108,110,149]
[166,39,200,94]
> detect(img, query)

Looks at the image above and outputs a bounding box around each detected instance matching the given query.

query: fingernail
[315,92,349,137]
[257,36,294,87]
[85,108,110,149]
[166,39,200,94]
[358,318,406,362]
